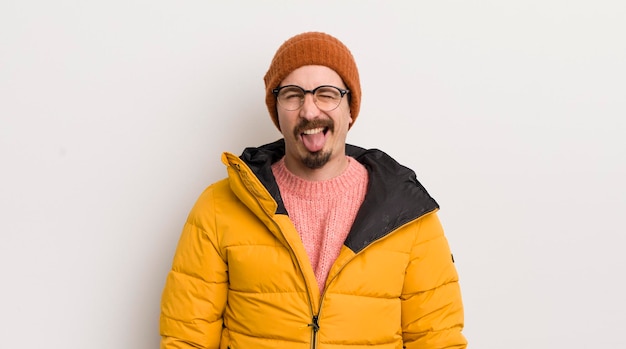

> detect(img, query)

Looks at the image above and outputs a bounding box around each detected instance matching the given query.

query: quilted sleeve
[160,187,228,349]
[401,212,467,349]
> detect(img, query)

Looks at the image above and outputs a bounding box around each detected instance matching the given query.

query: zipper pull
[308,315,320,333]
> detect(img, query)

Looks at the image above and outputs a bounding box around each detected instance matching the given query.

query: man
[160,32,467,348]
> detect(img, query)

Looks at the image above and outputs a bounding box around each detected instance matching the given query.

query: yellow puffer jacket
[160,140,467,349]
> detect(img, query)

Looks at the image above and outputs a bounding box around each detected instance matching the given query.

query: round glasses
[272,85,350,112]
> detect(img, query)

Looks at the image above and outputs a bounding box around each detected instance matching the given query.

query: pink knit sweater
[271,157,369,293]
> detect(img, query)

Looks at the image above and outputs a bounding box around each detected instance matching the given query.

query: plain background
[1,1,625,348]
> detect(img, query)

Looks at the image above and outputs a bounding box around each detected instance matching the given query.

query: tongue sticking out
[302,129,326,153]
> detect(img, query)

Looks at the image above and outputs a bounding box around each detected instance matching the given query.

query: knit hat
[264,32,361,130]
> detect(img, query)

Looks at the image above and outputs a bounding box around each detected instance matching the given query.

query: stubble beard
[302,150,332,169]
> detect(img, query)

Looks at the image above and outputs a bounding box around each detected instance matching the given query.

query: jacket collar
[239,139,439,253]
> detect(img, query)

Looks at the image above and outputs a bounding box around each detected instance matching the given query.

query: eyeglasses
[272,85,350,112]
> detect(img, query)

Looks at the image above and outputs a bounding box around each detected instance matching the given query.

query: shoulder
[194,178,230,206]
[346,144,417,179]
[186,178,233,227]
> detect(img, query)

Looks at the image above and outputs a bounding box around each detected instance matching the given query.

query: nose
[299,93,321,119]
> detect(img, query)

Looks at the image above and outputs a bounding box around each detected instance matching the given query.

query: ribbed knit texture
[272,157,368,293]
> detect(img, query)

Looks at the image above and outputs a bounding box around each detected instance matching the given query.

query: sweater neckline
[271,156,367,200]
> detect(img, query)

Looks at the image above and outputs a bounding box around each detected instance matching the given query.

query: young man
[160,32,467,349]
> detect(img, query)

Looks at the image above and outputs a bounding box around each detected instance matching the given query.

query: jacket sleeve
[401,212,467,349]
[160,187,228,349]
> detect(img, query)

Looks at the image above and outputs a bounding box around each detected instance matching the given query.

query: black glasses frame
[272,85,350,111]
[272,85,350,98]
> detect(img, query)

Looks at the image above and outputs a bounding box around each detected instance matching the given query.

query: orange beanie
[264,32,361,130]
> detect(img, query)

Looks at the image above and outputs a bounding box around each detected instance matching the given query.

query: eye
[316,88,340,100]
[280,88,304,100]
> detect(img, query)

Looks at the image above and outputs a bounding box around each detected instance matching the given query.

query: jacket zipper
[236,163,321,348]
[239,170,319,347]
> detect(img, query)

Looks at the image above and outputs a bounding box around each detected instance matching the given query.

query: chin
[301,151,331,169]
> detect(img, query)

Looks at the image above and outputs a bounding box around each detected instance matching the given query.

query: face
[276,65,353,176]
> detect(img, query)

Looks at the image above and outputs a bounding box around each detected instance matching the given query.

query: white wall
[1,1,625,348]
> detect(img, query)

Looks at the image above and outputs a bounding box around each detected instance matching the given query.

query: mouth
[293,118,334,153]
[299,126,329,153]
